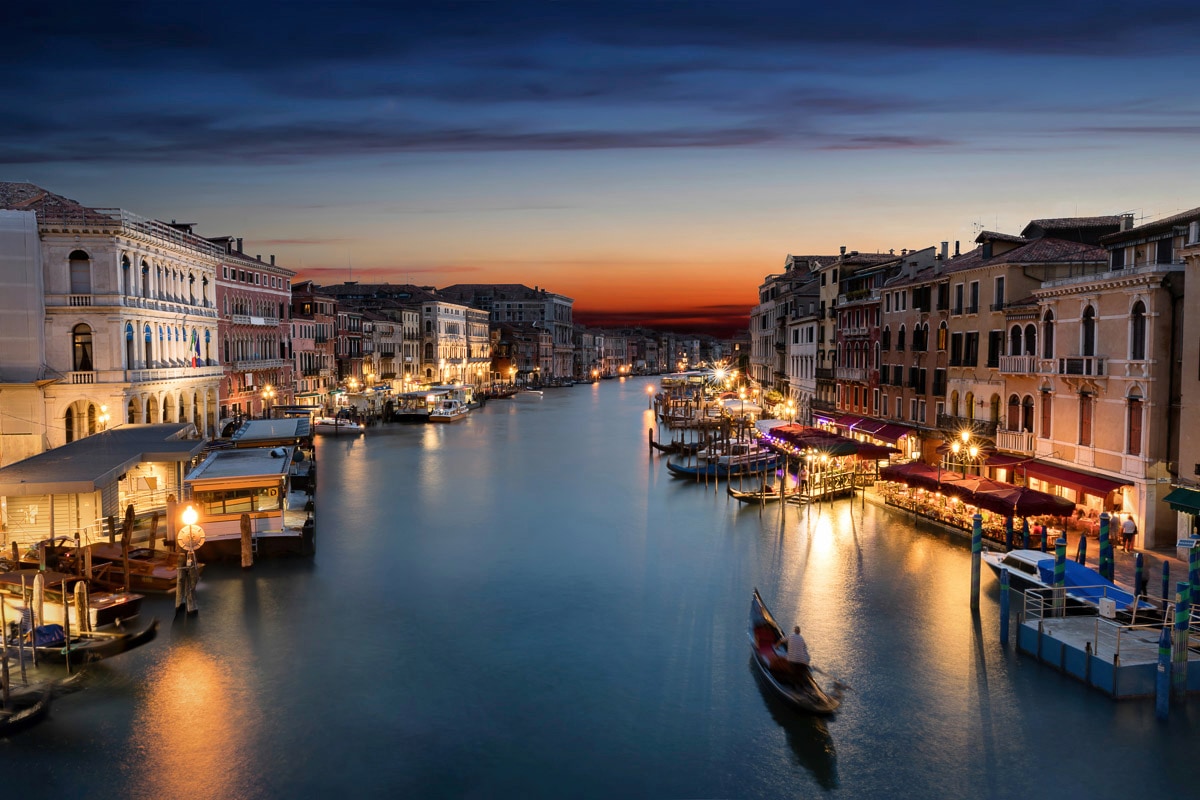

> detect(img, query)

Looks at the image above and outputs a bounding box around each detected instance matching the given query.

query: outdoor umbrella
[974,484,1075,518]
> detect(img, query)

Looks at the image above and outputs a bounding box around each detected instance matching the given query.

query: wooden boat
[514,389,543,400]
[9,618,158,665]
[0,570,143,630]
[728,484,800,504]
[0,684,52,736]
[748,589,842,715]
[666,454,780,479]
[428,398,470,423]
[57,543,194,594]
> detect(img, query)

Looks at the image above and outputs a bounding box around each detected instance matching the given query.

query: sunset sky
[4,1,1199,336]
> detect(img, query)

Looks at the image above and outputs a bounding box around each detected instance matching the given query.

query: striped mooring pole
[1021,517,1030,550]
[1162,560,1171,603]
[1172,581,1190,700]
[1005,515,1013,551]
[1098,512,1113,582]
[1190,545,1200,601]
[1076,535,1087,565]
[1053,537,1067,616]
[999,567,1010,646]
[1156,625,1171,720]
[970,513,983,612]
[1134,553,1144,599]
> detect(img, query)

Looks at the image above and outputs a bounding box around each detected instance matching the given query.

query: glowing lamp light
[181,505,198,526]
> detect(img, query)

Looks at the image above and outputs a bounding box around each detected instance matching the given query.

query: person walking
[1121,515,1137,553]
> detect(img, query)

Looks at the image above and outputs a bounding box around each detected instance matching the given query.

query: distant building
[439,284,574,378]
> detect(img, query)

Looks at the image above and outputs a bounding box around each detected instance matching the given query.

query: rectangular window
[1128,399,1143,456]
[953,284,964,315]
[895,397,903,419]
[873,388,880,412]
[882,394,888,415]
[987,331,1003,368]
[950,333,963,366]
[1157,240,1173,264]
[911,398,918,421]
[1079,393,1093,446]
[968,282,980,314]
[933,369,946,396]
[937,283,949,311]
[994,276,1005,309]
[1111,248,1125,270]
[885,294,891,313]
[1040,393,1052,439]
[223,267,229,279]
[965,332,979,366]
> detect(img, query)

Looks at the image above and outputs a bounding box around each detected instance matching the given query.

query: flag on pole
[191,329,200,367]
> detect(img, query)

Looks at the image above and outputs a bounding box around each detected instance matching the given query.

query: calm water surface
[7,377,1200,798]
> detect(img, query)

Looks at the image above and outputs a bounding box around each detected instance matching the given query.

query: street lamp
[98,404,110,430]
[950,430,979,477]
[510,366,517,387]
[646,383,655,409]
[178,504,207,556]
[260,384,276,419]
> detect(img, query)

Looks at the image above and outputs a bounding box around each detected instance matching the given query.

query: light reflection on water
[8,376,1200,799]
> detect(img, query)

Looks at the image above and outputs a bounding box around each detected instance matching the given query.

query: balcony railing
[811,397,837,412]
[839,367,868,382]
[995,429,1036,454]
[45,293,217,317]
[129,364,225,382]
[998,355,1038,374]
[1058,356,1104,377]
[230,314,281,327]
[936,413,998,438]
[815,368,835,381]
[233,358,289,370]
[68,370,95,384]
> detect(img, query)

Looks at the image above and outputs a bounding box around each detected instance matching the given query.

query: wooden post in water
[1,600,10,711]
[185,554,199,614]
[240,513,254,569]
[999,567,1010,646]
[108,514,116,544]
[148,512,159,555]
[84,545,93,580]
[970,512,983,612]
[121,504,135,594]
[174,551,187,616]
[10,542,16,563]
[61,579,71,676]
[23,574,36,668]
[1053,538,1067,617]
[165,494,177,551]
[1135,553,1145,598]
[73,580,90,634]
[648,427,653,455]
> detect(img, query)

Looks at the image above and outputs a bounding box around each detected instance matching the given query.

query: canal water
[7,377,1200,798]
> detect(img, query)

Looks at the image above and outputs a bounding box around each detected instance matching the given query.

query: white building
[0,184,223,467]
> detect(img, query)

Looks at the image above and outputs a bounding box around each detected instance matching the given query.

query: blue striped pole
[1162,560,1171,603]
[1190,545,1200,602]
[971,513,983,612]
[1098,512,1113,581]
[999,567,1010,645]
[1134,553,1145,599]
[1156,625,1171,720]
[1021,517,1030,550]
[1076,534,1087,565]
[1173,581,1190,699]
[1040,523,1048,553]
[1005,515,1013,551]
[1054,537,1067,616]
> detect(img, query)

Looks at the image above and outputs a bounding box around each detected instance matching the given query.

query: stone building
[439,284,574,379]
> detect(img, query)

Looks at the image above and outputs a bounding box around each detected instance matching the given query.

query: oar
[811,664,851,691]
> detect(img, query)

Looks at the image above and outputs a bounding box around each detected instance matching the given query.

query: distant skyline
[4,1,1200,337]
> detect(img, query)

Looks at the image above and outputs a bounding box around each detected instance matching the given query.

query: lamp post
[176,504,205,613]
[950,430,978,477]
[646,383,655,409]
[260,384,276,419]
[98,404,110,431]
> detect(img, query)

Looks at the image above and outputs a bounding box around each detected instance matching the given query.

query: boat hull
[749,589,841,715]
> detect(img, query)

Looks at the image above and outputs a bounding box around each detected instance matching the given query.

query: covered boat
[982,549,1153,612]
[748,589,841,715]
[9,618,159,665]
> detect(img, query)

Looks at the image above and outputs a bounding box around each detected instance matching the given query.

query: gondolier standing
[786,625,810,677]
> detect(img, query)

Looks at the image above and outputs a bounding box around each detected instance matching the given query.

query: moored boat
[0,684,52,736]
[748,589,842,715]
[0,570,143,630]
[312,416,365,434]
[727,484,800,504]
[8,618,159,665]
[428,398,470,423]
[58,542,193,595]
[982,548,1153,612]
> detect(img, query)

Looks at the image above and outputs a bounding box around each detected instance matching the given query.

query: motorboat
[312,416,365,435]
[429,398,470,423]
[982,549,1152,612]
[748,589,842,715]
[515,389,544,400]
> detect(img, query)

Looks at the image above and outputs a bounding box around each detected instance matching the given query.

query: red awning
[1020,460,1130,498]
[983,453,1024,467]
[834,414,865,428]
[872,424,912,443]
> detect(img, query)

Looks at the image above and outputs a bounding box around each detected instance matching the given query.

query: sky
[4,1,1200,337]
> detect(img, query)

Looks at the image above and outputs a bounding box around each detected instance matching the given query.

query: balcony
[68,370,95,384]
[230,314,281,327]
[839,367,868,382]
[1058,356,1104,377]
[129,364,225,382]
[990,301,1007,312]
[233,358,288,371]
[998,355,1038,374]
[812,397,837,412]
[995,428,1036,454]
[936,413,998,438]
[815,368,835,381]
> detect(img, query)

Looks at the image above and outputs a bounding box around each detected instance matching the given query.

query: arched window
[141,261,150,297]
[1007,393,1021,430]
[1081,306,1096,357]
[144,324,154,366]
[1024,324,1037,356]
[72,323,94,371]
[121,255,132,295]
[882,326,891,350]
[1021,395,1034,433]
[64,407,75,444]
[87,403,97,436]
[1009,325,1022,356]
[68,250,91,295]
[965,391,975,420]
[1042,310,1055,359]
[989,394,1000,423]
[950,390,959,417]
[1130,301,1146,360]
[897,325,906,351]
[937,321,948,351]
[125,322,135,369]
[127,398,139,424]
[1127,391,1143,456]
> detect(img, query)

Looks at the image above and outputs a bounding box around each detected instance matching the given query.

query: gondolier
[786,625,810,676]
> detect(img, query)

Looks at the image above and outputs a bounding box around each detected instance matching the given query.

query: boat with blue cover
[982,548,1153,611]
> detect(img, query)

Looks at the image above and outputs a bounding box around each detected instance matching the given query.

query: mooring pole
[1134,553,1144,599]
[1172,581,1190,700]
[999,567,1010,646]
[970,512,982,612]
[1005,515,1013,551]
[1076,535,1087,565]
[1162,560,1171,603]
[1156,625,1171,720]
[1053,537,1067,617]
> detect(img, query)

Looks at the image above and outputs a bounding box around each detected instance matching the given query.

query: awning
[1164,487,1200,515]
[1021,460,1130,498]
[984,453,1024,467]
[872,424,912,443]
[834,414,866,428]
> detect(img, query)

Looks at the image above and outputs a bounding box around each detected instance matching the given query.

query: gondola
[748,589,842,715]
[9,618,159,666]
[727,484,800,504]
[0,685,52,736]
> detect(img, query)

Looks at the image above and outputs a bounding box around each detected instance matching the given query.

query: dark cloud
[819,135,955,151]
[575,306,750,338]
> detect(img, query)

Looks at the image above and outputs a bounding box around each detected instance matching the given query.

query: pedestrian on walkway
[1121,515,1137,552]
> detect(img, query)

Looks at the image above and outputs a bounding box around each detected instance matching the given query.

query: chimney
[270,255,276,265]
[236,237,243,252]
[839,246,846,255]
[256,254,261,261]
[954,241,961,256]
[1121,213,1134,231]
[940,241,948,260]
